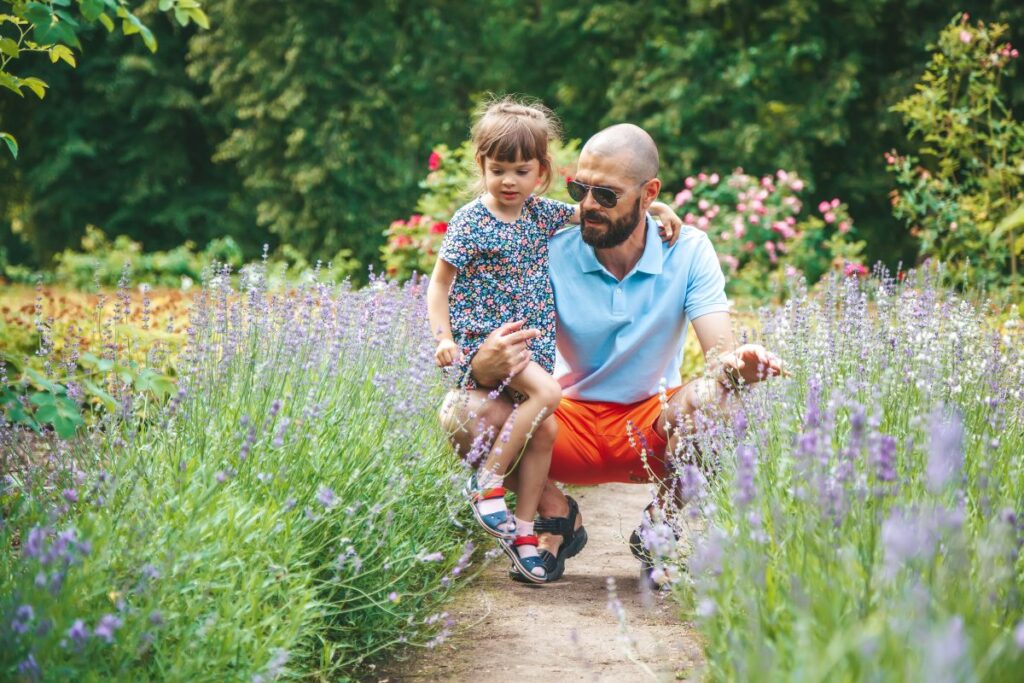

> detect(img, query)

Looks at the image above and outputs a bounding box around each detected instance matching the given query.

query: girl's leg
[479,361,561,501]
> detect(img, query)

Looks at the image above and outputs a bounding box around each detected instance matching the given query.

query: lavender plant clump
[0,264,476,680]
[660,267,1024,681]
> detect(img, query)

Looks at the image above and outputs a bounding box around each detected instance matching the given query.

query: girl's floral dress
[439,195,575,388]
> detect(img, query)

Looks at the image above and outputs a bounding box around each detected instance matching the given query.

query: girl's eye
[517,170,528,175]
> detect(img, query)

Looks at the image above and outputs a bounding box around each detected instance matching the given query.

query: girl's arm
[427,258,461,367]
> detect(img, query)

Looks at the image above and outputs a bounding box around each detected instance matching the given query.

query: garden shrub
[1,266,474,680]
[670,169,865,300]
[887,13,1024,296]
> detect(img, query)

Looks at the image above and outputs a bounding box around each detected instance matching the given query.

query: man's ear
[642,178,662,208]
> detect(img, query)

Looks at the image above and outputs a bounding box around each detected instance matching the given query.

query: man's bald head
[581,124,659,183]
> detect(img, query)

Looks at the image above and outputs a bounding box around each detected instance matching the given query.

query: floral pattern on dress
[439,195,575,388]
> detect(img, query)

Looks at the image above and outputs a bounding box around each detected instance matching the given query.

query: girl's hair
[471,95,562,194]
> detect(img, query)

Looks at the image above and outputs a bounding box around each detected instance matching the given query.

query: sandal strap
[534,495,579,536]
[512,534,539,547]
[472,486,506,502]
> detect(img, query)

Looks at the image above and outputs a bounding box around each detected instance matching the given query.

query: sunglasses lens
[566,180,618,208]
[566,180,586,202]
[592,187,618,208]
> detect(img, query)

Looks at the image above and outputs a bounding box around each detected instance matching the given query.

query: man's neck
[595,218,648,281]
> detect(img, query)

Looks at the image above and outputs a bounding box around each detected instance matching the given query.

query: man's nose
[579,187,601,212]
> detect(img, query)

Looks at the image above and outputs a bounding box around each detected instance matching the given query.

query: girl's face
[481,156,544,212]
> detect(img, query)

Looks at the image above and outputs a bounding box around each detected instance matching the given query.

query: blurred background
[1,0,1022,290]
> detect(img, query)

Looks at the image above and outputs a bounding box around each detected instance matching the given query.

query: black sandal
[509,495,588,583]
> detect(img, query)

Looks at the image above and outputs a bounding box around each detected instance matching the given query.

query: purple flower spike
[93,613,123,643]
[316,486,337,508]
[926,407,964,493]
[62,488,79,504]
[1015,621,1024,650]
[67,618,88,648]
[11,604,34,634]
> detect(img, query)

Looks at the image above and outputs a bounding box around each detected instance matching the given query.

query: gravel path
[377,483,703,682]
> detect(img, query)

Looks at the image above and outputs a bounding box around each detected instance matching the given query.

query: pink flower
[790,179,804,192]
[697,172,707,181]
[838,221,850,233]
[674,189,692,206]
[844,263,868,278]
[392,235,412,247]
[709,173,720,185]
[748,214,760,224]
[697,199,709,211]
[824,212,836,224]
[737,203,747,213]
[817,200,830,214]
[428,151,442,170]
[785,265,800,278]
[685,177,697,189]
[949,221,958,232]
[684,212,696,224]
[776,170,788,182]
[697,216,709,230]
[959,30,972,44]
[831,198,840,208]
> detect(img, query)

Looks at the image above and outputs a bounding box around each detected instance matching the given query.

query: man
[441,123,782,582]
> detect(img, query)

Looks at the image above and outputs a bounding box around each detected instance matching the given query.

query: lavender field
[645,267,1024,681]
[1,267,476,681]
[2,263,1023,681]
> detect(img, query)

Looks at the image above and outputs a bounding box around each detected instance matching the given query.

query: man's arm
[691,312,783,387]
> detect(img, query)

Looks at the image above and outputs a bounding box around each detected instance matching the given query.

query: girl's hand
[650,201,683,246]
[435,339,461,367]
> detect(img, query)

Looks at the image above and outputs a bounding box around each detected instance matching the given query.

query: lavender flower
[418,551,444,563]
[67,619,88,648]
[93,613,123,643]
[316,486,337,508]
[11,604,34,634]
[926,407,964,493]
[1015,621,1024,650]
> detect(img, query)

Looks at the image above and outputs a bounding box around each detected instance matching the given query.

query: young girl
[427,97,680,583]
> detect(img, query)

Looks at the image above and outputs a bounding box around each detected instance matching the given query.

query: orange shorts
[549,387,681,485]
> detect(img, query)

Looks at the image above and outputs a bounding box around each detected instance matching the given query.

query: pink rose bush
[672,169,865,299]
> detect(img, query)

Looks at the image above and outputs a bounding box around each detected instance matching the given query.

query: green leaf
[83,380,117,412]
[0,73,23,96]
[49,44,76,67]
[22,2,52,29]
[0,132,17,159]
[24,367,63,394]
[80,0,105,22]
[21,76,47,99]
[98,13,114,31]
[158,0,175,11]
[187,8,209,29]
[173,7,189,27]
[0,37,19,57]
[134,368,175,399]
[80,352,115,372]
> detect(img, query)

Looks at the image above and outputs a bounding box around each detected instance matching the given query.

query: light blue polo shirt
[550,217,729,403]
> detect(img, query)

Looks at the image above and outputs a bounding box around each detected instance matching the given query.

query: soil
[375,483,704,682]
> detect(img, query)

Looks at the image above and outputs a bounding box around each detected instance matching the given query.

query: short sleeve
[531,197,576,237]
[684,233,730,321]
[438,208,478,270]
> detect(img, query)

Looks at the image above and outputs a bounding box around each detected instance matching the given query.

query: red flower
[392,235,412,247]
[430,221,448,234]
[428,151,442,171]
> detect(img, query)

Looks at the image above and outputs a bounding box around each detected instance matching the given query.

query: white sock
[475,470,508,521]
[514,518,540,559]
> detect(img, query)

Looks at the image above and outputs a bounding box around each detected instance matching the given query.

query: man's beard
[580,197,643,249]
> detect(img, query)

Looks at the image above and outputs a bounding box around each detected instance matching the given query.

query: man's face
[573,151,648,249]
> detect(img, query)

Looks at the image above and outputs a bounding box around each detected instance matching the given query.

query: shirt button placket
[612,284,626,316]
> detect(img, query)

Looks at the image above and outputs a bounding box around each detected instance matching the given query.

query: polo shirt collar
[577,215,663,276]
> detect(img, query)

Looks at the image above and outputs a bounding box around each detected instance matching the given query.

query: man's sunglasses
[566,178,647,209]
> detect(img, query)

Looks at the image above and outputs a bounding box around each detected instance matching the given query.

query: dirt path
[378,484,703,682]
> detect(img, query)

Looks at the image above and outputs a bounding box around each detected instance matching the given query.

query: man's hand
[435,339,461,367]
[716,344,785,387]
[470,319,541,387]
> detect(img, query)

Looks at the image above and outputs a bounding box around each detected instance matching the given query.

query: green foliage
[888,14,1024,295]
[0,0,208,155]
[381,139,579,282]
